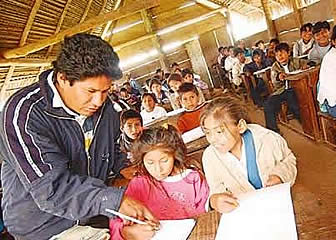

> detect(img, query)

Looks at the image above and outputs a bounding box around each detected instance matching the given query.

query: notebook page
[215,183,297,240]
[182,126,205,144]
[151,219,196,240]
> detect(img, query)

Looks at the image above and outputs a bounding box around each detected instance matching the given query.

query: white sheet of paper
[253,66,272,75]
[49,225,109,240]
[166,108,185,117]
[181,126,205,144]
[215,183,297,240]
[151,219,196,240]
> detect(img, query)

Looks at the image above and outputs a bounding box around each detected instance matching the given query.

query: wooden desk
[186,136,209,154]
[188,183,336,239]
[287,67,321,141]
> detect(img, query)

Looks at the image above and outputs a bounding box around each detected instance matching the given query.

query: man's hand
[119,196,159,225]
[279,73,286,81]
[210,193,239,213]
[265,174,283,187]
[121,224,156,240]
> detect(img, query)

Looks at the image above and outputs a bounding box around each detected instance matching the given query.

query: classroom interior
[1,0,336,239]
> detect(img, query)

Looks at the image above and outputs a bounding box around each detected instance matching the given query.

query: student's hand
[265,174,283,187]
[210,193,239,213]
[121,224,156,240]
[279,73,286,81]
[119,196,159,225]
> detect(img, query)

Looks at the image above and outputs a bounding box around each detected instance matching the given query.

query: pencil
[105,208,148,225]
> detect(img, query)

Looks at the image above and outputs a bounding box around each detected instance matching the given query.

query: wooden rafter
[114,34,156,51]
[0,66,15,101]
[80,0,94,23]
[45,0,73,58]
[2,0,159,59]
[19,0,43,46]
[0,59,53,67]
[102,0,123,40]
[194,0,222,9]
[89,0,108,34]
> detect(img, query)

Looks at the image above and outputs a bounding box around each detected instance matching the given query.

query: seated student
[264,42,307,133]
[217,46,229,67]
[181,69,206,103]
[108,91,130,113]
[182,68,209,90]
[177,83,207,133]
[109,125,209,240]
[140,93,167,125]
[167,73,183,110]
[237,40,252,58]
[231,48,246,87]
[243,50,270,107]
[119,87,140,109]
[224,46,238,73]
[149,78,170,105]
[119,109,143,159]
[308,21,331,64]
[317,25,336,117]
[266,38,280,63]
[293,23,314,58]
[201,96,297,213]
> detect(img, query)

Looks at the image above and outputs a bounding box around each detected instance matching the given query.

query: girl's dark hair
[52,33,122,86]
[120,109,143,127]
[131,125,203,185]
[178,82,199,97]
[200,95,251,127]
[167,73,183,85]
[181,68,194,78]
[149,78,162,90]
[141,92,157,103]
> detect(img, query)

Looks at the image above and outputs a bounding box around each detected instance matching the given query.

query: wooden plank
[0,58,53,67]
[101,0,123,40]
[261,0,277,38]
[114,33,156,51]
[80,0,95,23]
[0,66,15,101]
[19,0,43,46]
[1,0,159,59]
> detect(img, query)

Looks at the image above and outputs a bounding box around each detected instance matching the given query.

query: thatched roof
[0,0,326,103]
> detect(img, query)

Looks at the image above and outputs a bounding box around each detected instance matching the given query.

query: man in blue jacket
[0,34,157,239]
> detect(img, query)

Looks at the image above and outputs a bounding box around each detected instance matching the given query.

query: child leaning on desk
[109,125,209,240]
[201,95,297,213]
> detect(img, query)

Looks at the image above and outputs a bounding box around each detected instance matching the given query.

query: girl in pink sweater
[109,125,209,240]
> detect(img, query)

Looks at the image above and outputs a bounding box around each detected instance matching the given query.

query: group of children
[112,94,297,240]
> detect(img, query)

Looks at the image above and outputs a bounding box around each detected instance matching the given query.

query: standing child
[140,93,167,125]
[201,96,297,213]
[177,83,207,133]
[109,125,209,240]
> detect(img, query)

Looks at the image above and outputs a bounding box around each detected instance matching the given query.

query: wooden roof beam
[19,0,43,46]
[261,0,277,38]
[194,0,222,10]
[102,0,123,40]
[1,0,159,59]
[0,59,53,67]
[80,0,94,23]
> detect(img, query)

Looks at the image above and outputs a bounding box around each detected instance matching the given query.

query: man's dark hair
[233,47,244,57]
[52,33,122,86]
[270,38,280,45]
[300,23,313,33]
[331,25,336,42]
[275,42,290,53]
[178,82,199,97]
[255,40,264,47]
[181,68,194,78]
[120,109,143,127]
[313,21,330,35]
[218,46,224,52]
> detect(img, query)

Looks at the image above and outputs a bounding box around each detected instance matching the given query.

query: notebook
[152,219,196,240]
[181,126,205,144]
[215,183,297,240]
[49,225,110,240]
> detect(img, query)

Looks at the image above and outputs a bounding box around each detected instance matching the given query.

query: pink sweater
[109,169,209,239]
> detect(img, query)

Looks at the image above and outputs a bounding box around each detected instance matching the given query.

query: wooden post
[261,0,277,39]
[291,0,303,27]
[140,9,169,72]
[332,0,336,24]
[225,11,235,45]
[1,0,159,59]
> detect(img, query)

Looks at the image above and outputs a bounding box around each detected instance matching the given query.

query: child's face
[314,28,330,46]
[143,148,175,181]
[151,83,162,95]
[120,91,129,99]
[301,29,313,42]
[183,74,193,83]
[202,115,240,154]
[168,80,182,92]
[181,91,199,110]
[252,54,262,65]
[123,118,143,140]
[275,50,289,65]
[142,96,155,112]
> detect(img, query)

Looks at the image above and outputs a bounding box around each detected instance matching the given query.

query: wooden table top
[188,183,336,240]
